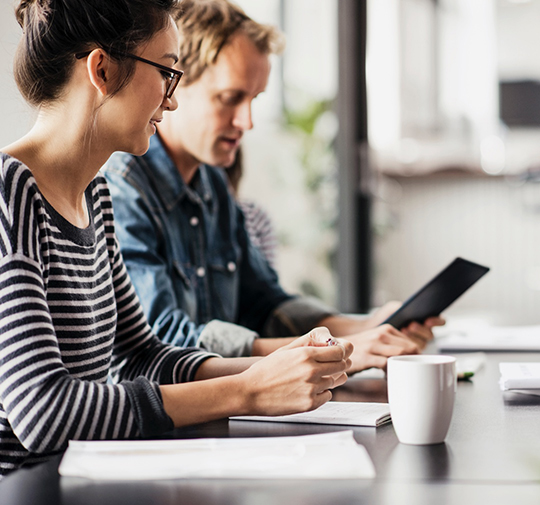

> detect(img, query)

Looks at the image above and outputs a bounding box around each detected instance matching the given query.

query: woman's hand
[161,328,352,427]
[238,327,353,416]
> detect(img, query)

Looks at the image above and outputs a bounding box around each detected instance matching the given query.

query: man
[103,0,443,373]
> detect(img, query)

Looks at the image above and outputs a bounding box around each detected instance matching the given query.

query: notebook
[231,401,391,427]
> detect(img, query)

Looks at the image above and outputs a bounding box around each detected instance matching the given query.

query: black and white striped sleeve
[0,252,144,453]
[108,241,218,385]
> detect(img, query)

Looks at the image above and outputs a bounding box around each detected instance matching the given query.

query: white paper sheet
[231,402,391,427]
[436,325,540,351]
[499,362,540,390]
[58,430,375,480]
[503,389,540,398]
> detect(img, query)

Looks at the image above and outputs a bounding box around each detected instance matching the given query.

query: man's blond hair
[175,0,285,85]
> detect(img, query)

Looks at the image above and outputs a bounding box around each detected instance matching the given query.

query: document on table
[436,325,540,351]
[499,362,540,390]
[58,430,375,480]
[230,401,391,427]
[505,389,540,398]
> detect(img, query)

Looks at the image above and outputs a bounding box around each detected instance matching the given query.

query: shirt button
[227,262,236,272]
[196,267,206,278]
[190,216,199,226]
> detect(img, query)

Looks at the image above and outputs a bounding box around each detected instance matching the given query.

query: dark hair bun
[14,0,178,106]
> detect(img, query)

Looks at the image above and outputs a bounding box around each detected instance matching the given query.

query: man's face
[158,31,271,170]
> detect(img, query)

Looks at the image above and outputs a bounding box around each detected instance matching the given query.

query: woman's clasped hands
[239,327,353,416]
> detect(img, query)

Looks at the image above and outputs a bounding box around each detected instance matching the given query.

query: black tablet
[381,257,490,329]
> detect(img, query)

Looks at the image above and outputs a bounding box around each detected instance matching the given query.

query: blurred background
[2,0,540,325]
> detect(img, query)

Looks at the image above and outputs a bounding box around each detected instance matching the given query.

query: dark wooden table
[2,352,540,504]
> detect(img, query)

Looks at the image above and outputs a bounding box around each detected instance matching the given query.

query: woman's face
[102,17,180,156]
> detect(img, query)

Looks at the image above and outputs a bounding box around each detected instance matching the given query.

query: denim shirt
[102,135,337,357]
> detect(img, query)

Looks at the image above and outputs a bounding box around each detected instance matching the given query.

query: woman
[225,148,279,268]
[0,0,352,477]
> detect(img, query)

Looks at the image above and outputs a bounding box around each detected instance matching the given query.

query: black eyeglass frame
[75,50,183,99]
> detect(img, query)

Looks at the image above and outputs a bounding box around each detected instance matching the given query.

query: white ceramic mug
[387,355,457,445]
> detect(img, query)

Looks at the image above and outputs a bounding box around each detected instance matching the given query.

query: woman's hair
[224,147,243,198]
[14,0,179,106]
[175,0,285,86]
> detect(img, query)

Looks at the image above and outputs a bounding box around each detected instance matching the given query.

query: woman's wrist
[160,372,251,427]
[228,371,252,416]
[193,356,261,381]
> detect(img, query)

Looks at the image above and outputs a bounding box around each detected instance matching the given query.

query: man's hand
[361,301,446,351]
[316,303,446,374]
[400,317,445,350]
[342,324,420,374]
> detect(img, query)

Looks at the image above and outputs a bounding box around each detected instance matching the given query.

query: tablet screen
[381,257,490,329]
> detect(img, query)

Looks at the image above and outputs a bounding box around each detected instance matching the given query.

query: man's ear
[86,49,111,96]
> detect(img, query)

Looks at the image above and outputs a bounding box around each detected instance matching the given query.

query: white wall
[370,0,540,325]
[497,0,540,81]
[0,1,34,147]
[374,173,540,325]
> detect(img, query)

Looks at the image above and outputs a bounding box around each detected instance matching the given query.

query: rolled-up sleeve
[197,320,258,357]
[262,296,339,337]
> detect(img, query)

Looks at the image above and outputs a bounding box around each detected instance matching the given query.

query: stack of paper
[499,362,540,397]
[231,402,391,427]
[437,325,540,351]
[59,431,375,480]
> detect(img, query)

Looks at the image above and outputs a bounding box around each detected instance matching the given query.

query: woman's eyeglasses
[76,51,183,99]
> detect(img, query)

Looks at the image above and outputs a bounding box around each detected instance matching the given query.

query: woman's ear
[86,49,111,96]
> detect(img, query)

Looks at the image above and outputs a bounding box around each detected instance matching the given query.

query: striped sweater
[0,153,216,477]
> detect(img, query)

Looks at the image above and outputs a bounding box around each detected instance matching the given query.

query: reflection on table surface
[2,352,540,505]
